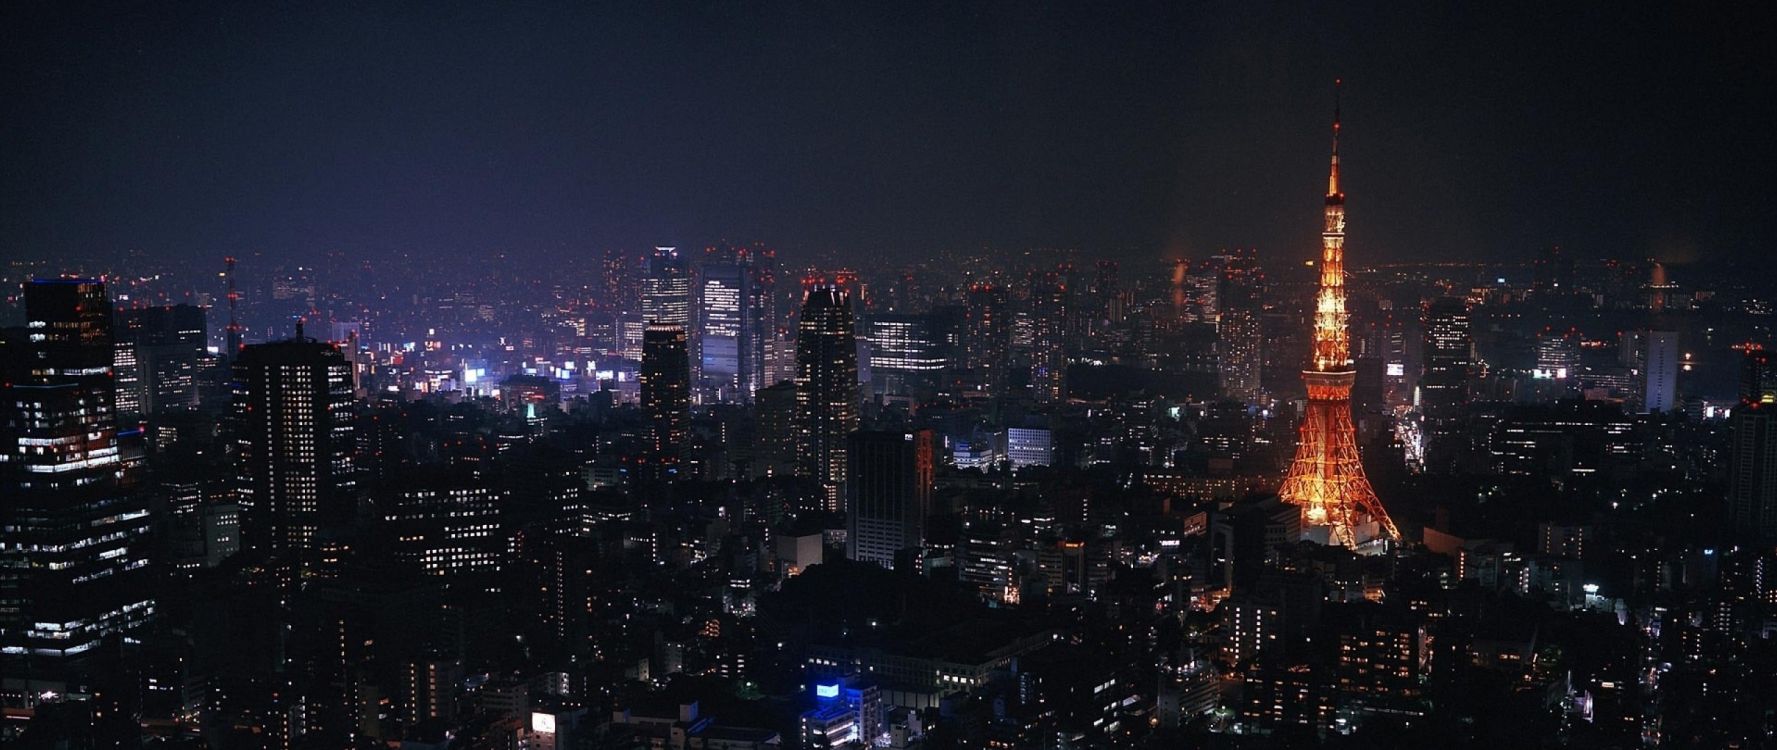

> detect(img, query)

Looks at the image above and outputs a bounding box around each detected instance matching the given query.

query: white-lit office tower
[641,246,691,327]
[846,430,934,569]
[697,245,778,403]
[0,280,155,663]
[1534,328,1579,380]
[698,260,746,400]
[865,313,946,399]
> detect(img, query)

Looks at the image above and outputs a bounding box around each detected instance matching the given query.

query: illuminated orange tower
[1277,82,1401,548]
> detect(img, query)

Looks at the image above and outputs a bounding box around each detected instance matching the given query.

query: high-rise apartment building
[796,288,860,506]
[0,280,155,662]
[845,430,934,569]
[1217,247,1264,403]
[232,333,357,570]
[1028,270,1069,403]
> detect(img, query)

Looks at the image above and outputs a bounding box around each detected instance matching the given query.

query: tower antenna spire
[1328,78,1343,196]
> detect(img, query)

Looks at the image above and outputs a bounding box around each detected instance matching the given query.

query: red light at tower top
[1277,82,1401,549]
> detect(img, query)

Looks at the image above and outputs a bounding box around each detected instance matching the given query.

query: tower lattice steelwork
[1277,82,1402,548]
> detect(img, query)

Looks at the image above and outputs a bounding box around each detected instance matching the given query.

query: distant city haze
[3,2,1774,266]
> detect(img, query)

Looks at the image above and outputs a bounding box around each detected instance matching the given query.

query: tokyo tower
[1277,82,1402,548]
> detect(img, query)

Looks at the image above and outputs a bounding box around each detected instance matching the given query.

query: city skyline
[3,5,1776,749]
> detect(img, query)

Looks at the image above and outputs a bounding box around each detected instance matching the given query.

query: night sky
[3,2,1773,267]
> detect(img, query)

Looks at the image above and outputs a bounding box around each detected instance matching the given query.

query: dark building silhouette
[1729,348,1777,543]
[845,429,934,569]
[0,280,155,664]
[640,322,690,479]
[1419,296,1473,473]
[231,332,357,572]
[796,287,860,507]
[755,380,799,478]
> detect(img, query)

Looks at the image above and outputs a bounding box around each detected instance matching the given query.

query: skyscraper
[1276,86,1401,548]
[1729,348,1777,543]
[1028,269,1069,403]
[1420,297,1474,473]
[232,330,357,571]
[1642,329,1678,413]
[0,280,155,662]
[845,430,934,569]
[641,246,691,327]
[755,380,799,478]
[963,282,1010,391]
[1217,247,1264,403]
[641,322,690,478]
[796,287,860,506]
[698,259,751,402]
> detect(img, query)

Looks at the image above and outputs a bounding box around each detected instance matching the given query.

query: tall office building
[796,288,860,506]
[1534,328,1579,380]
[1729,348,1777,543]
[697,259,751,402]
[640,323,690,477]
[845,430,935,569]
[1641,330,1679,413]
[641,247,691,327]
[0,280,155,662]
[232,331,357,570]
[1419,297,1474,473]
[963,283,1010,391]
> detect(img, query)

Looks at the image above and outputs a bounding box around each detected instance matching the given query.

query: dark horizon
[4,2,1774,268]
